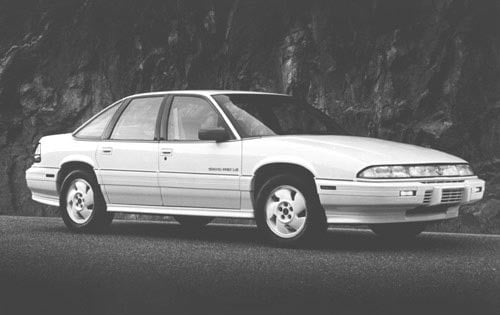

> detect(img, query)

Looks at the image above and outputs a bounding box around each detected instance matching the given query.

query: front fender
[251,155,317,176]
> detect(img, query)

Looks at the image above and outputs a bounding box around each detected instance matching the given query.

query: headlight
[358,164,474,179]
[33,143,41,163]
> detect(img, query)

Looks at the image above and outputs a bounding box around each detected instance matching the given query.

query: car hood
[263,135,466,165]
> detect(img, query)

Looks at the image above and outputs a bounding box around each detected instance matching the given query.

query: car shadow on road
[41,220,468,252]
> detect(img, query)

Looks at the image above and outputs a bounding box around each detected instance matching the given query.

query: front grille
[423,190,433,205]
[441,188,464,204]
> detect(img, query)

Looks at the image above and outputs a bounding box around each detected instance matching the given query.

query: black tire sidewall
[59,169,111,232]
[255,174,326,246]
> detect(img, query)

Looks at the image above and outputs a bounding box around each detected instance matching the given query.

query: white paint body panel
[158,141,241,209]
[25,91,485,225]
[96,141,162,205]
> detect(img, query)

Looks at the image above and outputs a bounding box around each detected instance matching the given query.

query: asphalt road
[0,216,499,315]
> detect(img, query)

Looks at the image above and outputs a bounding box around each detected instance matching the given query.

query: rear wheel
[174,216,212,229]
[255,174,326,246]
[369,222,426,240]
[60,170,113,232]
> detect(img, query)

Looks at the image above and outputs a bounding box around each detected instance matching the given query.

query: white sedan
[26,91,485,245]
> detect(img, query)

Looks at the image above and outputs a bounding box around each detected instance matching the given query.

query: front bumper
[316,177,485,224]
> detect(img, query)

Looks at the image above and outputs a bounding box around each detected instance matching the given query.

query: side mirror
[198,128,230,142]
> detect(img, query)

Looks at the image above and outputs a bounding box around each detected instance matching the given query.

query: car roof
[125,90,289,99]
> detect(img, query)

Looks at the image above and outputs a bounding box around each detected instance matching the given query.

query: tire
[369,222,426,240]
[59,169,113,232]
[174,216,212,229]
[255,174,327,246]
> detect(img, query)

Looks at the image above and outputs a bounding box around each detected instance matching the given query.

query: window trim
[72,100,124,140]
[104,94,169,142]
[160,94,240,142]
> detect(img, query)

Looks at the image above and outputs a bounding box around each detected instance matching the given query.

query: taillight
[34,143,41,163]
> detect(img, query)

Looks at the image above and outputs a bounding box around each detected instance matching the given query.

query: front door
[96,96,164,206]
[158,95,241,209]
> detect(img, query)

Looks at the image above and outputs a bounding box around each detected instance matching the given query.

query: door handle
[101,147,113,154]
[160,148,173,156]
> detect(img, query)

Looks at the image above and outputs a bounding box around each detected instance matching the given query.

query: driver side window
[167,96,231,141]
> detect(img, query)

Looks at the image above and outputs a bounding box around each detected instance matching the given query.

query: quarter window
[74,102,121,139]
[167,96,231,141]
[110,97,163,141]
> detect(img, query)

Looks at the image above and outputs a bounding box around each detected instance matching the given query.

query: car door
[158,95,241,209]
[96,96,165,206]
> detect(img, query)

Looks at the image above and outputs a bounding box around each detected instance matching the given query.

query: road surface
[0,216,499,314]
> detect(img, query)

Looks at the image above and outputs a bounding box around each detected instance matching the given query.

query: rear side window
[74,103,121,139]
[110,97,163,141]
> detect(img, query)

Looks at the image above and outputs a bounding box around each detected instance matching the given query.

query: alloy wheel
[265,185,307,238]
[66,178,94,224]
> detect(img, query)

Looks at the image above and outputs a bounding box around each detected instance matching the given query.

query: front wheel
[369,222,426,240]
[60,170,113,232]
[255,174,327,246]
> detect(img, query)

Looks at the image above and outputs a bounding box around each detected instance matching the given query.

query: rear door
[96,96,165,206]
[158,95,241,209]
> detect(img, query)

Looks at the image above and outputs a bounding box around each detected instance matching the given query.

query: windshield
[213,94,345,138]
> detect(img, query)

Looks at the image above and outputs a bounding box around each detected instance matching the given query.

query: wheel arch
[251,162,317,202]
[56,160,97,193]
